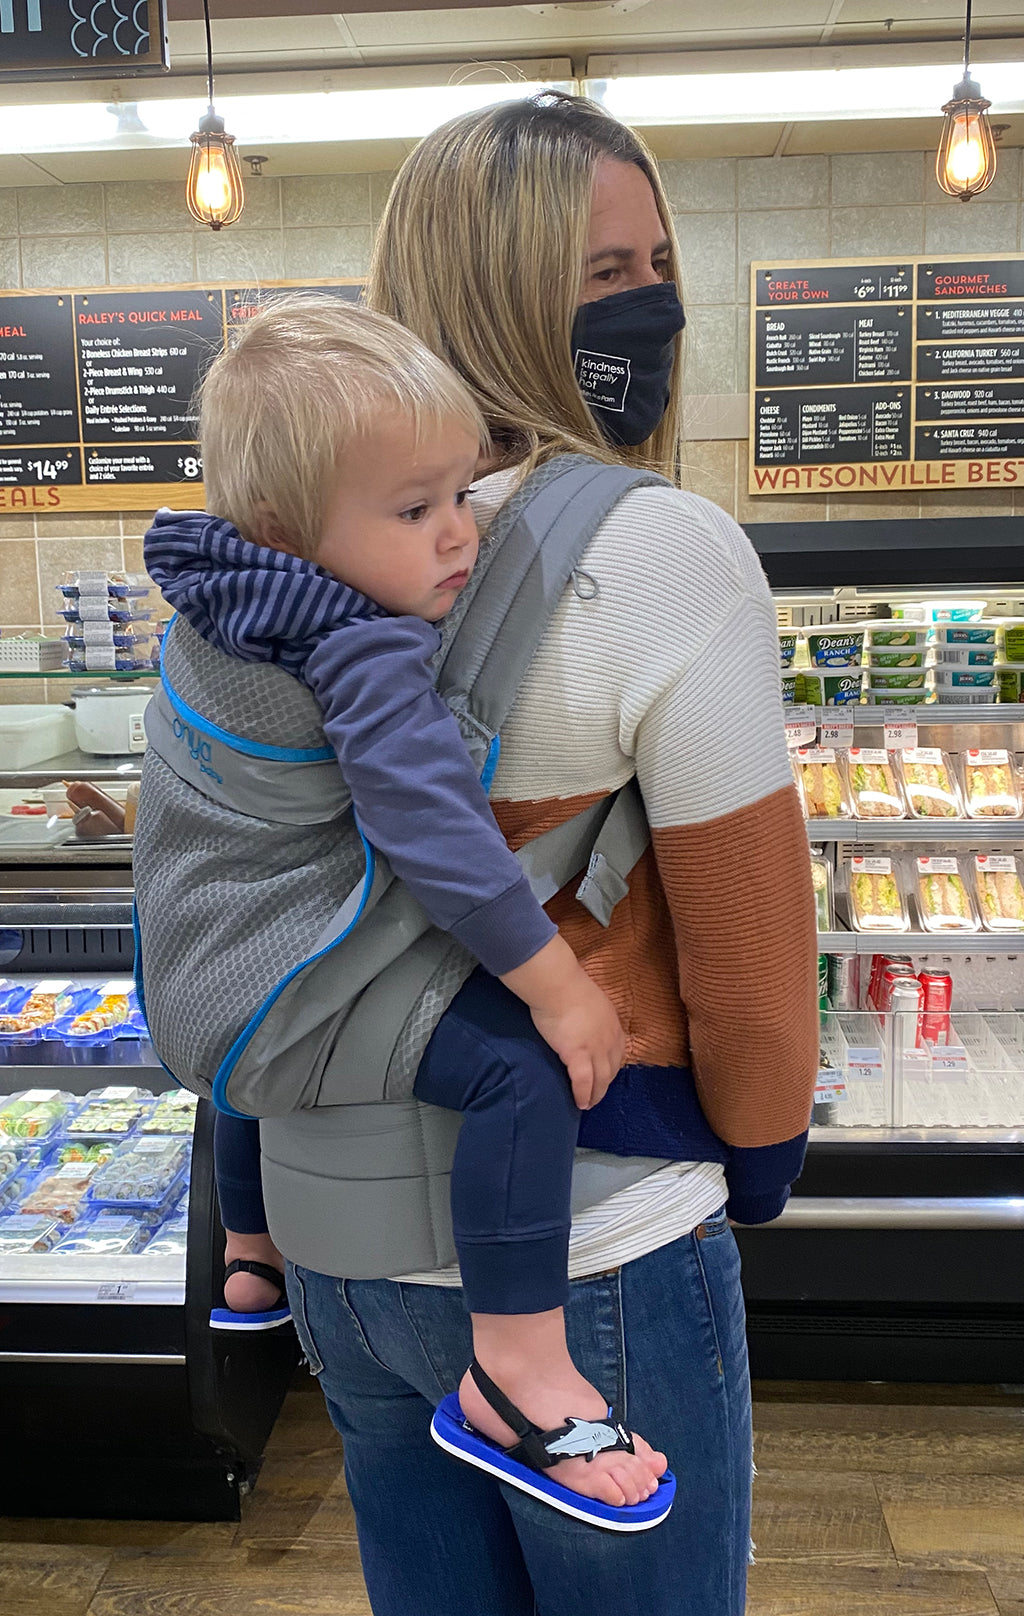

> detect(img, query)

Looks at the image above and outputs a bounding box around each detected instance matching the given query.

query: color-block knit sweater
[469,467,820,1219]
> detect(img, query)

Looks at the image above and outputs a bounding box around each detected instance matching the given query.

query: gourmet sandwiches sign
[749,254,1024,495]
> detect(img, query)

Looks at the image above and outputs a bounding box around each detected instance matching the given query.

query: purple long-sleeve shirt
[144,508,556,977]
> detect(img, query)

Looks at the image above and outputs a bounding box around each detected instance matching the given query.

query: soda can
[890,977,924,1051]
[879,963,917,1013]
[919,969,953,1046]
[868,952,913,1010]
[817,954,829,1011]
[827,952,860,1011]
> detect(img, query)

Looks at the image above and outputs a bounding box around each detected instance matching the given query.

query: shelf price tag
[820,713,855,749]
[785,704,817,748]
[883,706,918,752]
[930,1045,969,1079]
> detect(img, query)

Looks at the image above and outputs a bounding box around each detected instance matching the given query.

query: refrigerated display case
[739,517,1024,1383]
[0,693,299,1521]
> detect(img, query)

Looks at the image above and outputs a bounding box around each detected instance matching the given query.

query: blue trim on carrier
[480,735,500,796]
[209,825,377,1118]
[160,668,335,764]
[132,898,180,1090]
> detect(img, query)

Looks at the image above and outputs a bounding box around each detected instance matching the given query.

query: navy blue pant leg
[413,967,581,1316]
[213,1110,268,1235]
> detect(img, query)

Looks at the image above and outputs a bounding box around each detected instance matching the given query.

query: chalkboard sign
[0,0,166,79]
[0,279,362,511]
[750,254,1024,495]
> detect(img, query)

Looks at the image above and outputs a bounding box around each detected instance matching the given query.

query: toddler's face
[316,411,480,620]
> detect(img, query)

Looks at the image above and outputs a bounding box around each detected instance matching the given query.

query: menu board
[0,280,362,512]
[749,255,1024,495]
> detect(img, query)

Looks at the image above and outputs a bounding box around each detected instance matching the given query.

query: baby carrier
[134,456,667,1122]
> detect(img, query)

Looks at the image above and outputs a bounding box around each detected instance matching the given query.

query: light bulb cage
[187,110,245,229]
[935,0,998,201]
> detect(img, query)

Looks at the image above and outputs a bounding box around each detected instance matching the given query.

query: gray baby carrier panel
[134,456,666,1123]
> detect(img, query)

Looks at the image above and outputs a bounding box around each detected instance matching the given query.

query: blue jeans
[286,1213,752,1616]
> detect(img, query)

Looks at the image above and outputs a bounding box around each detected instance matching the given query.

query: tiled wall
[1,146,1022,657]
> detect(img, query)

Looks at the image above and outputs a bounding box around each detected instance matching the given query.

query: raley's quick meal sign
[0,280,361,512]
[749,254,1024,495]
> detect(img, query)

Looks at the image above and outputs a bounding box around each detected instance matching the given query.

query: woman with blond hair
[272,90,818,1613]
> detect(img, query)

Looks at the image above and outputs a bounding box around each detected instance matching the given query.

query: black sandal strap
[223,1259,286,1299]
[468,1359,636,1472]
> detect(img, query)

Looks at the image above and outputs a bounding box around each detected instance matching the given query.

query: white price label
[931,1047,969,1077]
[98,1086,135,1100]
[977,855,1016,874]
[96,1282,136,1301]
[785,705,817,747]
[814,1084,847,1104]
[821,715,855,749]
[883,707,918,751]
[917,857,958,876]
[846,1062,881,1082]
[19,1089,60,1102]
[851,857,892,877]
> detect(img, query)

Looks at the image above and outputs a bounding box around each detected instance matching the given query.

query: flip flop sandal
[429,1359,675,1532]
[210,1259,292,1332]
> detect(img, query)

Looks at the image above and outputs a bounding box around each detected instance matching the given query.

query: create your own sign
[0,0,167,78]
[749,254,1024,496]
[0,280,361,512]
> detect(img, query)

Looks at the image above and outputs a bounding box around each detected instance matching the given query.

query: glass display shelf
[818,930,1024,955]
[807,819,1024,842]
[0,670,154,681]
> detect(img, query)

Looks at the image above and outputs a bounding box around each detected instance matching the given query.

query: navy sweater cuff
[723,1131,807,1227]
[449,876,557,977]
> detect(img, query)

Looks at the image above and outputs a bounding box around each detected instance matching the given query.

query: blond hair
[367,91,683,482]
[200,293,488,557]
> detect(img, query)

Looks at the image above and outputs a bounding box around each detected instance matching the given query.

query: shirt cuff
[448,875,557,977]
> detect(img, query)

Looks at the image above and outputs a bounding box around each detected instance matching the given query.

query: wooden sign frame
[748,253,1024,496]
[0,277,363,513]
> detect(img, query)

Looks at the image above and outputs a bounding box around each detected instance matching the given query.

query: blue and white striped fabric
[145,507,384,679]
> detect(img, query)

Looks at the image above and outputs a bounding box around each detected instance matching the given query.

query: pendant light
[935,0,997,200]
[185,0,244,230]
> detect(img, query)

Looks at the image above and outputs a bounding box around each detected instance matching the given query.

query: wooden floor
[2,1375,1022,1615]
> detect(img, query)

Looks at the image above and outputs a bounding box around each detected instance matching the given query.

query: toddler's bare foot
[462,1311,667,1510]
[223,1230,285,1313]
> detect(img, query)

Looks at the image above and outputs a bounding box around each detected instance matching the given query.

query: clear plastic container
[0,1089,76,1140]
[0,983,88,1045]
[21,1159,103,1222]
[863,687,932,705]
[140,1091,198,1136]
[973,855,1024,933]
[1000,621,1024,662]
[55,1213,150,1255]
[935,644,997,667]
[811,854,833,930]
[899,749,963,818]
[794,749,852,819]
[0,1214,63,1253]
[926,602,986,624]
[65,1087,152,1138]
[56,993,135,1046]
[940,688,999,706]
[0,1156,32,1215]
[87,1136,190,1212]
[144,1216,188,1257]
[847,749,905,819]
[847,857,910,932]
[962,750,1022,817]
[805,629,865,668]
[915,856,979,933]
[800,668,864,706]
[57,571,151,601]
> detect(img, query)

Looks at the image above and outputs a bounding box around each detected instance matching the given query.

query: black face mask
[571,282,686,447]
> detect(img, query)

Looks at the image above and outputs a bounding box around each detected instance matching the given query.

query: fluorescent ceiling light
[587,61,1024,125]
[0,78,573,155]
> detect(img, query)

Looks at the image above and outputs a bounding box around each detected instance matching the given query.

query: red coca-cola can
[879,963,917,1013]
[919,969,953,1045]
[867,952,912,1010]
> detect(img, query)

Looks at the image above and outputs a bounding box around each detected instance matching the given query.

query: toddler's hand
[529,972,626,1110]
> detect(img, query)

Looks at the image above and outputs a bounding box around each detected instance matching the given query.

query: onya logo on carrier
[574,348,630,413]
[172,715,223,784]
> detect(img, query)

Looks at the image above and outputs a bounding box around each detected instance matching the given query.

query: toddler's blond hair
[200,293,488,558]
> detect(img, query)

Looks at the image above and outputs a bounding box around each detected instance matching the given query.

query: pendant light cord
[963,0,972,75]
[203,0,215,112]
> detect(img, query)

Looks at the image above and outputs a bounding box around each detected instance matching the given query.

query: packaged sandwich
[973,855,1024,932]
[794,749,851,819]
[915,857,978,933]
[962,750,1021,817]
[847,748,905,819]
[811,855,833,930]
[847,857,909,932]
[899,748,962,819]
